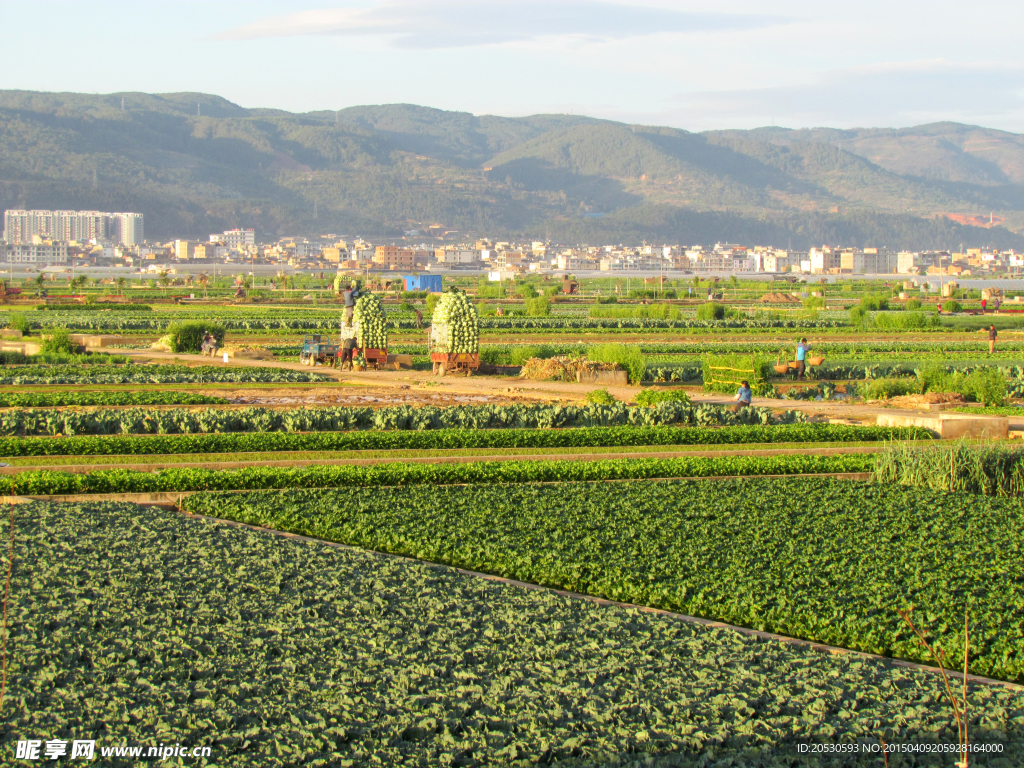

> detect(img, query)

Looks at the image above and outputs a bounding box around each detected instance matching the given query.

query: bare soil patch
[212,385,559,408]
[883,393,967,408]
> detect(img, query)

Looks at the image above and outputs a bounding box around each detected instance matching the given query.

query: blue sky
[2,0,1023,131]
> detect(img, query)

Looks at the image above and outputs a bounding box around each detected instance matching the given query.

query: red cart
[431,352,480,376]
[363,348,388,370]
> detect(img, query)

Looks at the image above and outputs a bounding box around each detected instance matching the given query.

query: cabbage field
[184,477,1024,684]
[3,500,1021,767]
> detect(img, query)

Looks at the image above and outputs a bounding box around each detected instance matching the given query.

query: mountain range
[2,89,1024,250]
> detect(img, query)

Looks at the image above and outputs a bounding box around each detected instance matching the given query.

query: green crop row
[183,477,1024,683]
[0,364,331,386]
[0,423,928,457]
[10,312,846,333]
[12,453,872,494]
[11,501,1016,766]
[0,400,806,438]
[0,391,229,408]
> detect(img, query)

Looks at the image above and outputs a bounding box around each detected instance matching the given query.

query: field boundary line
[174,508,1024,692]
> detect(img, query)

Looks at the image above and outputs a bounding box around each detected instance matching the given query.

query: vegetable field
[4,500,1021,766]
[0,401,808,438]
[184,478,1024,683]
[0,423,930,457]
[0,364,331,385]
[10,453,874,495]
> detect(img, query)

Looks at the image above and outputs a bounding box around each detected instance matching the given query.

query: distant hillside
[1,89,1023,249]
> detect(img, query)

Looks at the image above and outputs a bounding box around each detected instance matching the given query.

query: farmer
[794,338,809,380]
[342,281,358,323]
[340,321,358,371]
[732,380,753,412]
[989,324,998,355]
[414,308,423,330]
[982,298,988,311]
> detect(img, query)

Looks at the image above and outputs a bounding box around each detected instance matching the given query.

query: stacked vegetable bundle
[352,292,388,349]
[430,289,479,354]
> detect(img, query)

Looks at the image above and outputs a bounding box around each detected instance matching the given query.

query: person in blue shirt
[732,380,752,412]
[795,338,809,380]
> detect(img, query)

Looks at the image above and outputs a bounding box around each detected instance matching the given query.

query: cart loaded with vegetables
[429,288,480,376]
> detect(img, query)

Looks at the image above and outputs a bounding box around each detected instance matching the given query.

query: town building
[0,240,69,264]
[3,209,143,246]
[211,229,255,249]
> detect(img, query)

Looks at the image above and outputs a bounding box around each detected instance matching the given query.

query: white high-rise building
[3,209,143,246]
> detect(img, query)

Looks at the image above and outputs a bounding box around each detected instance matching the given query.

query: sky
[2,0,1023,132]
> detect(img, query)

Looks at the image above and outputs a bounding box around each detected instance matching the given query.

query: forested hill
[1,89,1023,250]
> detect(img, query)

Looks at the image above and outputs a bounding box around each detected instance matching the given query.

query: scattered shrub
[695,302,726,321]
[960,368,1007,406]
[942,300,964,313]
[5,312,30,335]
[586,388,617,405]
[587,343,647,385]
[874,312,938,330]
[426,293,440,316]
[859,378,919,400]
[906,299,923,310]
[524,297,551,316]
[860,294,890,312]
[164,321,226,353]
[802,296,826,310]
[40,328,77,355]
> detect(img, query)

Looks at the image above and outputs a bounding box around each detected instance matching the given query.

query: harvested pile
[760,292,801,303]
[886,392,967,408]
[353,292,388,350]
[520,355,618,382]
[430,289,479,354]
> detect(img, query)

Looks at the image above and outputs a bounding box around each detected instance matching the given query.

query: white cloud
[214,0,786,47]
[668,61,1024,130]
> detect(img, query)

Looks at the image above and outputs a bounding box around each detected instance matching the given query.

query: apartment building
[211,229,255,249]
[373,246,416,270]
[1,241,69,264]
[174,240,197,260]
[3,209,143,246]
[434,249,480,265]
[808,247,842,274]
[897,251,918,274]
[493,251,527,270]
[556,254,596,271]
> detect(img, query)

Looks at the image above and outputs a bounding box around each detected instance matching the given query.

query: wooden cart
[431,352,480,376]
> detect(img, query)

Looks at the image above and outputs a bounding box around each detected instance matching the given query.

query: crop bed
[0,364,331,385]
[184,477,1024,683]
[0,391,229,408]
[0,424,929,458]
[9,453,872,495]
[4,500,1022,766]
[0,401,805,438]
